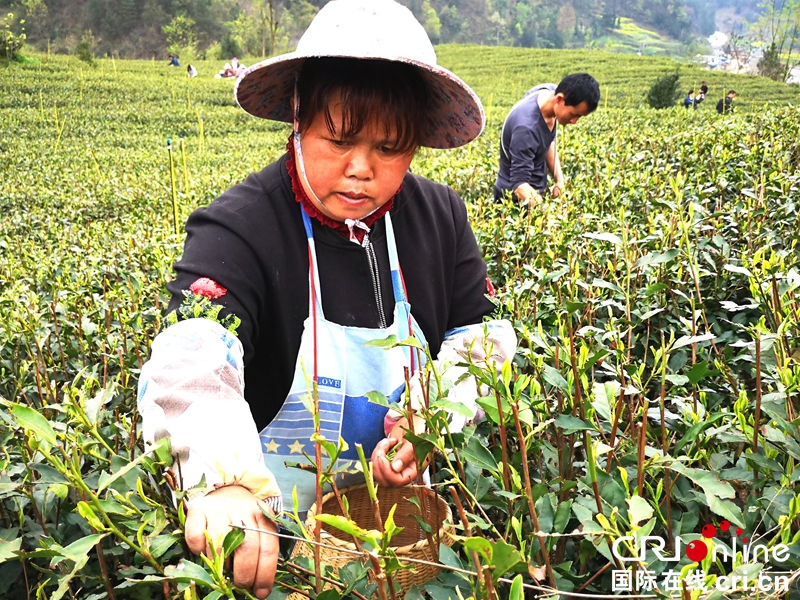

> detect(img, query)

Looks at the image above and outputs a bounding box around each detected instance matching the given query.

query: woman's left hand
[371,436,418,487]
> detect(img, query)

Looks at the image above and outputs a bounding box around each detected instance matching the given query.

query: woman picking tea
[137,0,515,595]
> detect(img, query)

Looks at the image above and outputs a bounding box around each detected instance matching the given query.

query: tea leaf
[686,361,712,385]
[57,533,108,564]
[461,537,492,562]
[723,264,753,277]
[542,365,568,390]
[670,464,735,500]
[508,574,524,600]
[674,412,728,454]
[706,495,745,528]
[10,405,57,450]
[554,415,593,433]
[583,232,622,245]
[365,391,390,407]
[363,335,398,348]
[489,537,525,580]
[627,496,653,526]
[77,502,105,531]
[0,538,21,564]
[461,436,498,471]
[164,559,215,587]
[314,514,368,539]
[85,382,115,425]
[221,528,244,559]
[673,333,716,350]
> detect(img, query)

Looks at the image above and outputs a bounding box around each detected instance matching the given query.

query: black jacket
[167,154,494,429]
[716,97,734,114]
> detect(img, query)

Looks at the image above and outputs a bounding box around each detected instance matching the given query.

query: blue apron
[260,206,427,513]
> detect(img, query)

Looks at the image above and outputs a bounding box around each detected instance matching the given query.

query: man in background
[717,90,737,114]
[494,72,600,204]
[684,90,703,109]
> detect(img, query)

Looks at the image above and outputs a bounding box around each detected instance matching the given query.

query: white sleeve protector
[386,319,518,433]
[137,318,282,512]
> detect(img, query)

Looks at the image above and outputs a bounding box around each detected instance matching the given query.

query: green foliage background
[0,0,754,59]
[1,48,800,598]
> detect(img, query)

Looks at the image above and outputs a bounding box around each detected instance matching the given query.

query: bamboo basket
[288,485,455,597]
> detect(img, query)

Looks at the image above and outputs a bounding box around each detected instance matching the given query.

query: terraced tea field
[1,48,799,599]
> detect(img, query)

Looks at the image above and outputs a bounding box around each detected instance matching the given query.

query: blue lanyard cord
[300,203,419,371]
[300,205,407,307]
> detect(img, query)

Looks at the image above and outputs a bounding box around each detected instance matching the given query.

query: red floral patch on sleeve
[189,277,227,300]
[485,277,496,298]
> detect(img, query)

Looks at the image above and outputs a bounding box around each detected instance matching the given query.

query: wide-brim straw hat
[234,0,485,149]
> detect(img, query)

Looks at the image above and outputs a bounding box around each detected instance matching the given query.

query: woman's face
[297,93,415,222]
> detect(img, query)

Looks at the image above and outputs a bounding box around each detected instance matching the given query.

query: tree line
[0,0,791,77]
[1,0,320,61]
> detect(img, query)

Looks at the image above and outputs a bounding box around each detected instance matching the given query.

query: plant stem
[511,402,557,590]
[167,138,179,235]
[313,378,322,596]
[180,135,190,193]
[492,388,514,503]
[575,561,611,592]
[450,487,493,600]
[95,540,117,600]
[659,351,673,550]
[753,333,762,479]
[280,560,371,600]
[636,418,647,496]
[66,449,164,574]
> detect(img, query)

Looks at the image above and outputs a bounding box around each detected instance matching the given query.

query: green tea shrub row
[1,52,799,599]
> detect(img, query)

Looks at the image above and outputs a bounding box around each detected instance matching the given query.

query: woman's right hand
[185,485,279,598]
[371,436,419,487]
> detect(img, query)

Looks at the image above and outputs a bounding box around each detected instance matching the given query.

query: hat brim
[234,53,485,149]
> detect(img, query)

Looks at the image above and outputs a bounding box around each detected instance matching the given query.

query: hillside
[434,45,800,111]
[586,17,691,56]
[0,0,765,60]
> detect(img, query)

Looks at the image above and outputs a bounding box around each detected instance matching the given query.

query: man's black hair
[555,73,601,112]
[688,90,694,94]
[728,89,737,95]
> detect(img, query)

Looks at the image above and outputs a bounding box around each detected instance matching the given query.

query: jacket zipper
[361,232,387,329]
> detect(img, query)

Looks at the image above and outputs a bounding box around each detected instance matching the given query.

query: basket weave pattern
[291,485,455,594]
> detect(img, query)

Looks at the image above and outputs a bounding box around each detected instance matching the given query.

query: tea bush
[1,12,26,63]
[646,72,681,108]
[1,50,799,599]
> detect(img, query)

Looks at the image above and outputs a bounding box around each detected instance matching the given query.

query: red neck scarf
[285,135,399,243]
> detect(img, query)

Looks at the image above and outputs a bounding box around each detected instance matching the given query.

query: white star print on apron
[260,205,426,513]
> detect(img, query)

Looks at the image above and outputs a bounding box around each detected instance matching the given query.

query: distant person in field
[168,54,180,67]
[494,72,600,204]
[187,64,198,78]
[136,0,513,597]
[717,90,737,114]
[699,81,708,98]
[683,90,702,109]
[216,62,237,78]
[229,57,247,76]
